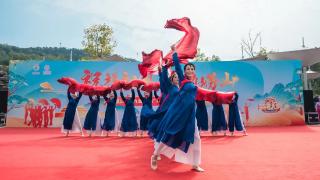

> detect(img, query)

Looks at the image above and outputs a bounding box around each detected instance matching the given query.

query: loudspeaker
[0,90,8,113]
[303,90,315,112]
[0,113,6,127]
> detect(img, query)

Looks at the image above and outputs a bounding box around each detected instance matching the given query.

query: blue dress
[63,91,82,130]
[228,93,244,132]
[137,88,154,131]
[148,66,179,139]
[101,90,118,131]
[120,89,138,132]
[156,52,197,153]
[84,96,100,131]
[211,103,227,132]
[196,100,209,131]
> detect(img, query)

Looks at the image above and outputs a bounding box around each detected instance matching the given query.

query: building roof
[267,48,320,80]
[267,48,320,67]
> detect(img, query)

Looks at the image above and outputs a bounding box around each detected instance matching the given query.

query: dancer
[211,103,227,136]
[228,93,247,136]
[151,45,204,172]
[101,90,118,137]
[62,87,83,136]
[83,95,101,137]
[156,66,168,105]
[120,88,138,137]
[195,100,209,132]
[137,87,154,137]
[148,65,179,140]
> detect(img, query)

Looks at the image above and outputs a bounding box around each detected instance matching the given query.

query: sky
[0,0,320,61]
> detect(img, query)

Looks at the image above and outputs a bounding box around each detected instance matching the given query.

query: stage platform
[1,126,320,180]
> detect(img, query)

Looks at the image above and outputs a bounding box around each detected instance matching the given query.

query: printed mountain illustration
[254,80,302,106]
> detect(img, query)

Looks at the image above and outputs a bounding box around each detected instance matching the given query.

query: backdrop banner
[7,59,304,128]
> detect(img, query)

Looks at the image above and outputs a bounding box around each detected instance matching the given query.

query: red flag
[138,49,163,78]
[163,17,200,66]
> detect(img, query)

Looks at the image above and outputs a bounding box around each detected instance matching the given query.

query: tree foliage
[82,23,117,59]
[194,48,220,61]
[240,31,274,59]
[0,44,87,65]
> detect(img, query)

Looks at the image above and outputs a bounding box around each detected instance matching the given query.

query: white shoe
[157,155,161,161]
[192,166,205,172]
[151,155,158,170]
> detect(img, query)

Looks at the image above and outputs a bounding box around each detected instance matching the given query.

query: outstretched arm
[77,92,82,101]
[103,95,109,102]
[97,96,100,103]
[120,89,126,102]
[67,90,71,100]
[173,52,184,85]
[148,90,153,101]
[154,90,159,99]
[131,89,135,101]
[113,90,118,102]
[158,67,166,94]
[137,87,144,101]
[162,65,172,90]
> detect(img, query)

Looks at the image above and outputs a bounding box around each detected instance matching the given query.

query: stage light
[306,66,318,74]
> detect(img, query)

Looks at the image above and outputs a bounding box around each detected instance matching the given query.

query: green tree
[311,63,320,96]
[311,79,320,96]
[82,24,117,59]
[195,48,220,61]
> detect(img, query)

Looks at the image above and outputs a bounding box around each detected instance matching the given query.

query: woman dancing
[228,93,247,136]
[151,45,204,172]
[62,87,83,137]
[120,88,138,137]
[211,103,227,136]
[83,95,100,137]
[148,63,179,140]
[195,100,209,133]
[101,90,118,137]
[137,87,154,137]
